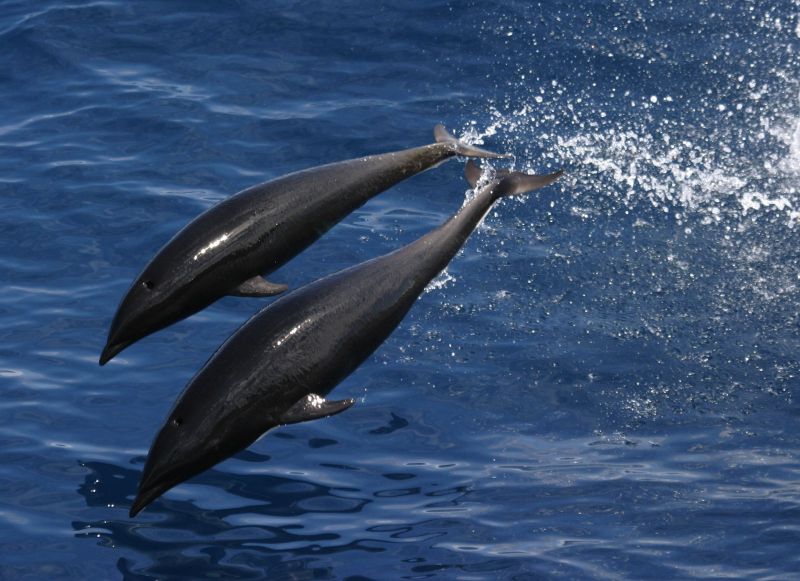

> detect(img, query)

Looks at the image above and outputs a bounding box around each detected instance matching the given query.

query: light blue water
[1,1,799,578]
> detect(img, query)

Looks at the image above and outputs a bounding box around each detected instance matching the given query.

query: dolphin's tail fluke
[434,124,511,159]
[464,160,563,197]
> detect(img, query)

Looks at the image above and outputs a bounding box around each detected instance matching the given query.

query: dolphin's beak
[130,482,162,517]
[129,465,183,517]
[99,338,130,366]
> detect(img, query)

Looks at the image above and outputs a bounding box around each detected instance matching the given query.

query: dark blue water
[2,1,799,578]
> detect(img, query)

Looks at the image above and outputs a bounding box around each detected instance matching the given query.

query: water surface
[1,1,799,578]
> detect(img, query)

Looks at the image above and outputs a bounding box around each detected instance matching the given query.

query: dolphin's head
[129,390,262,517]
[129,416,203,517]
[99,260,191,365]
[129,414,210,517]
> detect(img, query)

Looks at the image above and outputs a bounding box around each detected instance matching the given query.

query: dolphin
[129,160,563,516]
[100,126,507,365]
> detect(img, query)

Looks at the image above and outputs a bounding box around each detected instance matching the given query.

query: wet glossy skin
[130,176,531,517]
[101,141,472,365]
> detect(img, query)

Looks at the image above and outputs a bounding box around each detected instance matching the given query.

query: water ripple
[2,0,800,578]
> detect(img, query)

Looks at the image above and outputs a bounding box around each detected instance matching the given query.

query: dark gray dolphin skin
[100,126,508,365]
[129,160,563,517]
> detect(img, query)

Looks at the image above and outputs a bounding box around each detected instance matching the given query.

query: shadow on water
[72,458,377,579]
[69,413,515,580]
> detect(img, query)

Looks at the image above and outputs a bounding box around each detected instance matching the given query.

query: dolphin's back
[103,127,510,364]
[179,252,423,428]
[142,151,428,284]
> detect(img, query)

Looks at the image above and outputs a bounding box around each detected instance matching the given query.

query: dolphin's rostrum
[130,160,563,517]
[100,126,508,365]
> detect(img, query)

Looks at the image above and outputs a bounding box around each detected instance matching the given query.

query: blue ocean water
[1,0,799,578]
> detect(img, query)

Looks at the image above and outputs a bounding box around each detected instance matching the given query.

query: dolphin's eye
[142,280,154,290]
[172,418,183,428]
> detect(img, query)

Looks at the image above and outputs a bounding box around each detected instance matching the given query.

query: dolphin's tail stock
[434,125,512,159]
[464,159,564,198]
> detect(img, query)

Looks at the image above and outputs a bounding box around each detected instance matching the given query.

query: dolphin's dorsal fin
[230,276,288,297]
[280,394,356,425]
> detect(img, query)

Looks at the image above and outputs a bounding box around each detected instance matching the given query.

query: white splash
[425,268,456,293]
[462,78,800,229]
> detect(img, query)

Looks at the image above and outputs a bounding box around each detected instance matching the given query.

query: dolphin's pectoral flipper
[279,394,356,425]
[231,276,288,297]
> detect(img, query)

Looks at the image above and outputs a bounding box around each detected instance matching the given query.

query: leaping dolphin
[100,126,508,365]
[129,160,563,516]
